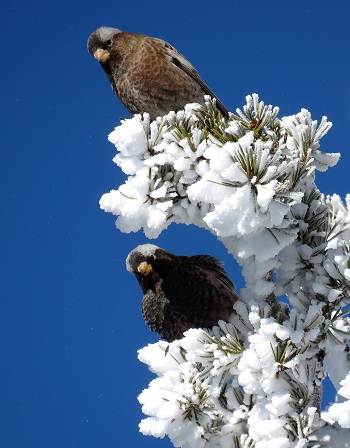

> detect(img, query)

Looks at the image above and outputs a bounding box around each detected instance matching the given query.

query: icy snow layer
[100,95,350,446]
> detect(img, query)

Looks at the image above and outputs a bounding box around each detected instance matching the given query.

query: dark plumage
[87,27,229,120]
[126,244,239,342]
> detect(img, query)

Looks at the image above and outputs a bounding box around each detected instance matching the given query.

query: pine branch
[102,95,350,446]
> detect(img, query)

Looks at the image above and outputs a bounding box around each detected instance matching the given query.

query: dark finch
[87,27,229,120]
[126,244,239,342]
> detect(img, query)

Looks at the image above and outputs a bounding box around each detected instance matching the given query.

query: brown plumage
[126,244,239,342]
[87,27,229,120]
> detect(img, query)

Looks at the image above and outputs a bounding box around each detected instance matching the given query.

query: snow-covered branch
[101,95,350,446]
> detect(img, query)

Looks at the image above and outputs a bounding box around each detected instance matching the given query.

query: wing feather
[157,39,229,118]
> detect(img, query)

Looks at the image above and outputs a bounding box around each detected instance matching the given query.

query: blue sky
[2,1,350,447]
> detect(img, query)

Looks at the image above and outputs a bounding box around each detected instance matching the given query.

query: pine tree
[100,95,350,447]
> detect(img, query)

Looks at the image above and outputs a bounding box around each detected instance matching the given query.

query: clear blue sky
[2,1,350,447]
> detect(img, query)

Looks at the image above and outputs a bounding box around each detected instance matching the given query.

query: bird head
[126,244,166,293]
[87,27,122,63]
[126,244,161,277]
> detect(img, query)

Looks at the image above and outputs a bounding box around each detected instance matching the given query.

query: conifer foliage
[101,95,350,447]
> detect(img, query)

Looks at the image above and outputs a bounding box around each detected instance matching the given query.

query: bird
[87,27,229,120]
[126,244,239,342]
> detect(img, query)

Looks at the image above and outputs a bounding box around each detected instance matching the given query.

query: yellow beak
[137,262,152,276]
[93,48,110,63]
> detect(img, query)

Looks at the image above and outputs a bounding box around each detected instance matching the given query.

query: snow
[339,373,350,399]
[101,94,350,446]
[108,114,148,156]
[323,373,350,428]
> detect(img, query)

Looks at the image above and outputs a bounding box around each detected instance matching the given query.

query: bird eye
[105,39,112,46]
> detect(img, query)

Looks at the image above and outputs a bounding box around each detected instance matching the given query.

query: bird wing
[184,255,236,290]
[157,39,229,118]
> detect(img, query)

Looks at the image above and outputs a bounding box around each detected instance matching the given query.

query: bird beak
[93,48,110,63]
[137,262,152,276]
